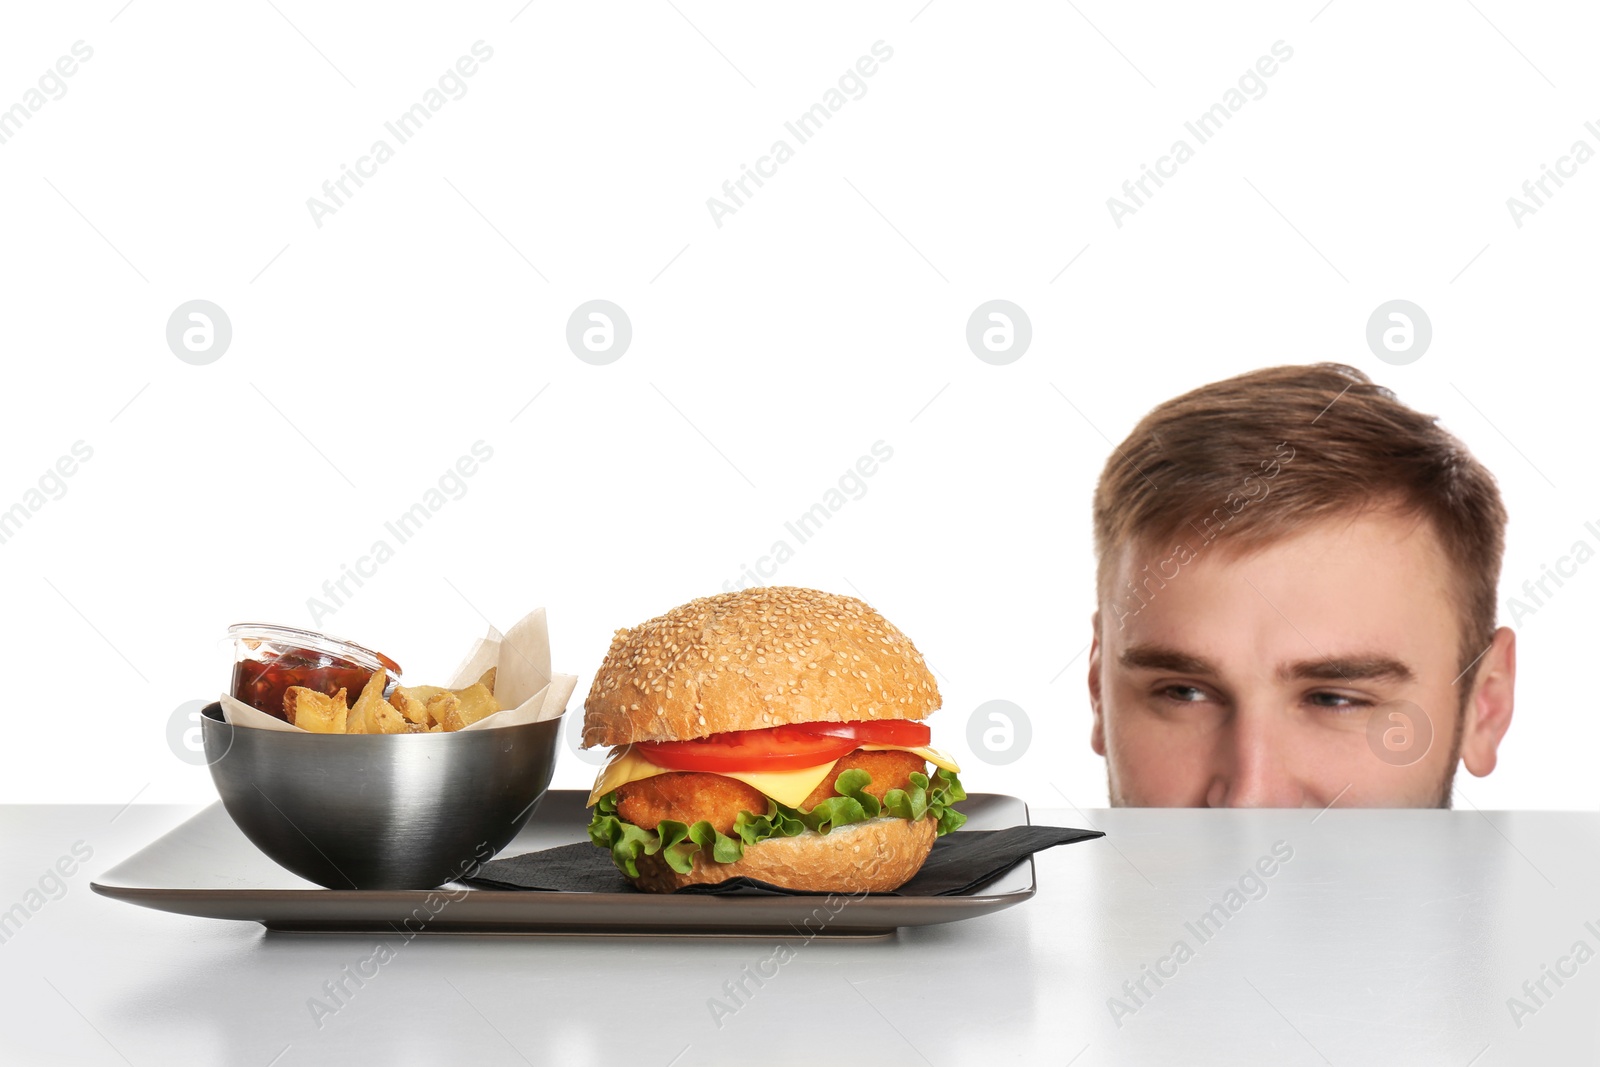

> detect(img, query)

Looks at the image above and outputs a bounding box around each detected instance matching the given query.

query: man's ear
[1460,626,1515,777]
[1088,611,1106,757]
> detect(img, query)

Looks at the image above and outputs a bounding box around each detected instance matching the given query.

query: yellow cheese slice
[586,748,836,807]
[860,743,962,774]
[585,743,961,808]
[713,760,840,808]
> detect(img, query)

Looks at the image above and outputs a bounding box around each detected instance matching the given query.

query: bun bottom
[629,815,937,894]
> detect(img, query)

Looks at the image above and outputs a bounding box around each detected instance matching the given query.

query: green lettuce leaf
[587,767,968,878]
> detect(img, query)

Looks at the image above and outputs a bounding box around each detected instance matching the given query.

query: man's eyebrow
[1282,656,1415,684]
[1116,645,1416,685]
[1118,644,1219,676]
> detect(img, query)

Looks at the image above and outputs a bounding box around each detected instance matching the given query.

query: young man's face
[1089,508,1515,807]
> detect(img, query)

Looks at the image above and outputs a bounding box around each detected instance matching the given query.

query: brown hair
[1092,363,1507,679]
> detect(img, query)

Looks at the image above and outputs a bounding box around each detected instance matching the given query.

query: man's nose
[1205,709,1306,808]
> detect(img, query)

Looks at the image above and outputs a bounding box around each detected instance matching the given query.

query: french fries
[348,670,409,734]
[433,683,497,731]
[284,686,349,733]
[282,669,501,735]
[389,685,448,727]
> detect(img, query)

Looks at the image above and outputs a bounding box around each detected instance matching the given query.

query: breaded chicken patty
[613,749,927,832]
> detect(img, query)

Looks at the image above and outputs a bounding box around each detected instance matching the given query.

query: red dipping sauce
[227,624,401,720]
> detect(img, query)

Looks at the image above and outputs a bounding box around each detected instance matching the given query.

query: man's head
[1088,363,1514,808]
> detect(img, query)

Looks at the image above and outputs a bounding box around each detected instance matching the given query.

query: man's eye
[1306,691,1372,710]
[1161,685,1209,703]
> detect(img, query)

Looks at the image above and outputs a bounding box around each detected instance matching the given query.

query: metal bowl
[200,702,561,890]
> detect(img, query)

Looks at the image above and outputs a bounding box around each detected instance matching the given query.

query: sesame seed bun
[629,814,937,893]
[582,587,941,747]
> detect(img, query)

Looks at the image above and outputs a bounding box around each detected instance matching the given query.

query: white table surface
[2,803,1595,1066]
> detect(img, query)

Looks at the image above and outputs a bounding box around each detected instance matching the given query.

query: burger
[583,587,966,893]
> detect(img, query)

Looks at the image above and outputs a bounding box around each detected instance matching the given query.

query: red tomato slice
[634,719,932,773]
[799,719,931,749]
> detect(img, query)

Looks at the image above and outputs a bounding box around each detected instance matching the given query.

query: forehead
[1100,508,1460,664]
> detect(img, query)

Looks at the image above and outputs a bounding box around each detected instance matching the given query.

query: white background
[1,1,1595,811]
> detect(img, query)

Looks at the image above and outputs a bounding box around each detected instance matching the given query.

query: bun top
[582,586,941,747]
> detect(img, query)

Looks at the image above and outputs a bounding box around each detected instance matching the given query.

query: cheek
[1334,713,1455,805]
[1265,711,1452,807]
[1326,752,1443,806]
[1329,692,1456,798]
[1102,700,1214,802]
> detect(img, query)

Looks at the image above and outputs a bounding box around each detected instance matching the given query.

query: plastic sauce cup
[227,623,401,720]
